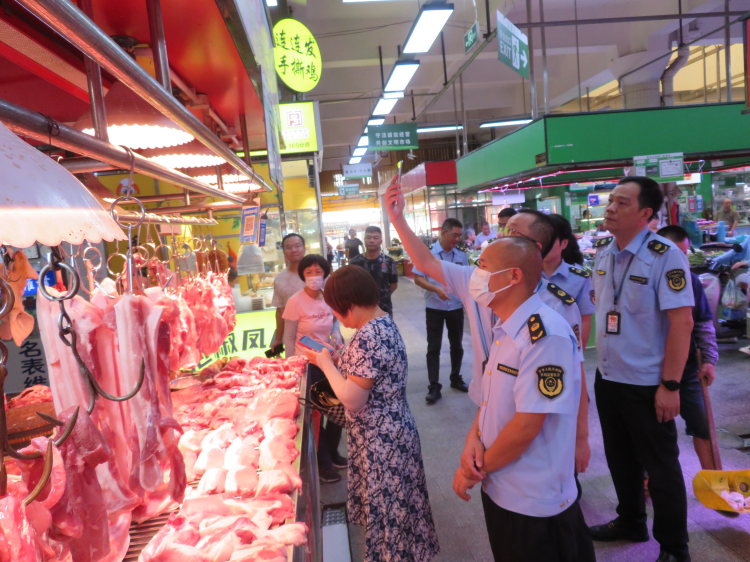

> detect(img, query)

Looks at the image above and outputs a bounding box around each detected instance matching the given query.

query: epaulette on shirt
[592,237,613,248]
[527,314,547,344]
[647,240,669,255]
[547,283,576,305]
[568,266,590,278]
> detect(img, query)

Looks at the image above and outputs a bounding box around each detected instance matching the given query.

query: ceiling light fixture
[142,140,225,169]
[368,118,386,126]
[76,81,194,150]
[352,147,367,156]
[403,3,455,54]
[384,61,420,92]
[372,98,399,115]
[357,135,369,147]
[266,0,278,5]
[417,125,463,133]
[384,91,405,99]
[479,118,533,128]
[349,157,362,164]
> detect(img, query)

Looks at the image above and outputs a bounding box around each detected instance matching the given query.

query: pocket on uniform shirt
[623,282,655,315]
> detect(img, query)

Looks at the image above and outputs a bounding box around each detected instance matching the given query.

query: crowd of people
[269,175,716,562]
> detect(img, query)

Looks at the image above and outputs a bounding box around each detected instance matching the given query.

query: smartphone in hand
[297,335,334,353]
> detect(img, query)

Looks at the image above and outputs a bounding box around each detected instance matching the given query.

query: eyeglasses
[498,226,537,244]
[285,243,305,251]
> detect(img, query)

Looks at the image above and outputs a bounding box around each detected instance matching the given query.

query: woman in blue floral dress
[305,265,439,562]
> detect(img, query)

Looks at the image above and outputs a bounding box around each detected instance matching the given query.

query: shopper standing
[544,214,596,348]
[271,233,306,352]
[464,228,476,250]
[325,237,334,266]
[715,198,740,236]
[350,226,398,315]
[658,225,718,470]
[413,217,469,404]
[497,208,517,234]
[475,221,496,246]
[345,228,364,260]
[452,237,594,562]
[589,177,694,562]
[305,265,440,562]
[336,235,347,265]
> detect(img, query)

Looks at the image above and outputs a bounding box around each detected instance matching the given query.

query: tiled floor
[321,279,750,562]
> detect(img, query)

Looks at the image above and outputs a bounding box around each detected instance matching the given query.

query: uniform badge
[496,364,519,376]
[593,237,613,248]
[537,365,565,399]
[569,266,590,278]
[527,314,547,343]
[547,283,575,305]
[629,275,648,285]
[666,269,687,292]
[596,270,606,276]
[648,240,668,255]
[590,289,596,305]
[572,324,581,349]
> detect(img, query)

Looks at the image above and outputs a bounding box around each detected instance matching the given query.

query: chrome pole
[77,0,107,142]
[526,0,538,120]
[145,0,171,91]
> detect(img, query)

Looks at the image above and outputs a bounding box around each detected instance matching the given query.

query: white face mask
[469,267,514,308]
[306,276,324,291]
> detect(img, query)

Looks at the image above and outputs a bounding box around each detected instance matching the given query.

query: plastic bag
[721,279,747,310]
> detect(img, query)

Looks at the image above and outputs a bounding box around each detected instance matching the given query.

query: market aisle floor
[322,279,750,562]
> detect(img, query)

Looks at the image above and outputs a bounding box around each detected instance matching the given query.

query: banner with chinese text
[367,123,418,151]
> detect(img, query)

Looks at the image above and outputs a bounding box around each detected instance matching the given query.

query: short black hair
[657,225,689,243]
[227,268,238,283]
[498,208,517,220]
[548,214,584,265]
[298,254,332,280]
[441,218,462,232]
[618,176,664,221]
[480,221,490,227]
[282,233,305,249]
[516,209,556,258]
[324,265,381,315]
[365,226,382,236]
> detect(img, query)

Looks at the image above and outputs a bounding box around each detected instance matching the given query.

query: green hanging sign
[367,123,418,151]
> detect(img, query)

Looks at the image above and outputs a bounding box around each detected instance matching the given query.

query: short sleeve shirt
[282,290,335,357]
[345,238,363,259]
[715,208,740,227]
[592,227,695,385]
[270,268,306,308]
[475,232,497,246]
[479,294,580,517]
[349,253,398,315]
[413,242,470,311]
[685,272,713,374]
[543,261,596,317]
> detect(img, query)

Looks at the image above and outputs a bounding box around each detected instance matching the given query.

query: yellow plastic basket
[692,469,750,514]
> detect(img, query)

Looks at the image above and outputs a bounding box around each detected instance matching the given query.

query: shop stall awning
[457,103,750,193]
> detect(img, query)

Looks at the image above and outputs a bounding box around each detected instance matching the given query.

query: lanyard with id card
[607,233,650,335]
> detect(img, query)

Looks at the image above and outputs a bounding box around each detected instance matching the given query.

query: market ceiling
[280,0,747,171]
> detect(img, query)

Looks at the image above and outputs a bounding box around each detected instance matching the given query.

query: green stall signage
[368,123,418,151]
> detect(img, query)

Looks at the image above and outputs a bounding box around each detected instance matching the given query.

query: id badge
[606,311,621,334]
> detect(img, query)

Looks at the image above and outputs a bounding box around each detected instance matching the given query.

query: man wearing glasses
[413,217,470,404]
[270,233,306,354]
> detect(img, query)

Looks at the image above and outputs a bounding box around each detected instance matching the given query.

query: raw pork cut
[258,436,298,471]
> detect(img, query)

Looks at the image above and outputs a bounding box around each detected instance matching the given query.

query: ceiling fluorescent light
[373,98,399,115]
[349,157,362,164]
[352,147,367,156]
[266,0,277,5]
[479,119,533,128]
[367,118,385,126]
[417,125,463,133]
[384,91,404,99]
[403,3,454,54]
[384,61,420,92]
[357,135,368,147]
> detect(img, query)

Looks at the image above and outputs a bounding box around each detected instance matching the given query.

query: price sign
[633,153,684,182]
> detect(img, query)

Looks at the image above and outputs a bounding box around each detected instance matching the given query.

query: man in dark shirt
[350,226,398,315]
[345,228,364,260]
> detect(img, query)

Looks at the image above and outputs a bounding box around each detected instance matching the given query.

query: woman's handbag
[306,364,347,426]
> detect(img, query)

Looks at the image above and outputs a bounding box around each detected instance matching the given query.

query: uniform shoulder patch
[537,365,565,399]
[527,314,547,343]
[666,268,687,292]
[647,240,669,255]
[496,363,519,377]
[596,269,606,276]
[593,237,613,248]
[456,246,466,252]
[568,266,590,278]
[547,283,576,305]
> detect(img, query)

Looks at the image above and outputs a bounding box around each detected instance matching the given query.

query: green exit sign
[464,22,479,53]
[496,10,529,79]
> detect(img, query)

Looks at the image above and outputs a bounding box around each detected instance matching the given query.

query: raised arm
[384,181,446,285]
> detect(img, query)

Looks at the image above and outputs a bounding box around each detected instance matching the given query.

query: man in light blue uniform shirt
[412,218,470,403]
[450,237,595,562]
[588,177,695,562]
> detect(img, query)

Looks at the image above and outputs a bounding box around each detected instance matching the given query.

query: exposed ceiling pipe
[661,44,690,106]
[139,202,242,214]
[16,0,272,192]
[60,157,116,173]
[108,193,210,204]
[116,210,218,225]
[0,96,245,203]
[514,10,747,28]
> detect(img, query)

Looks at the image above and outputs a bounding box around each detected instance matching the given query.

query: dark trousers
[594,372,689,556]
[425,307,464,390]
[481,491,596,562]
[317,416,343,471]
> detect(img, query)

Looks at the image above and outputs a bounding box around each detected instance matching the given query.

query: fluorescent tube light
[266,0,277,5]
[352,147,367,156]
[357,135,368,147]
[367,118,385,126]
[373,98,399,115]
[479,119,532,128]
[403,4,454,54]
[384,61,420,92]
[417,125,463,133]
[384,91,405,99]
[349,157,362,164]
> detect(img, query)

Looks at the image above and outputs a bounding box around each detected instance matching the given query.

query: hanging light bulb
[141,140,225,169]
[75,81,193,150]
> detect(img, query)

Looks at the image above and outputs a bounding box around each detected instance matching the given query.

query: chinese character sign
[4,338,48,393]
[273,19,322,93]
[367,123,419,151]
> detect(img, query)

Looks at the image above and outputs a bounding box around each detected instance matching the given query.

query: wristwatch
[661,379,681,392]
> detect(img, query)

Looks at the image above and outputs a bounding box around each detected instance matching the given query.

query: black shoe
[425,388,442,404]
[319,468,341,483]
[331,454,348,469]
[589,518,649,543]
[449,377,469,392]
[656,551,690,562]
